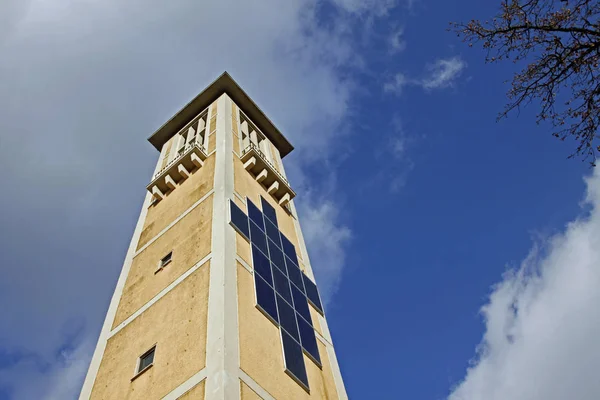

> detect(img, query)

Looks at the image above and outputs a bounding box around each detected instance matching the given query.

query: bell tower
[80,72,348,399]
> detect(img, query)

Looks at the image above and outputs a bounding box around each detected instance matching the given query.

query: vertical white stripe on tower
[205,94,240,399]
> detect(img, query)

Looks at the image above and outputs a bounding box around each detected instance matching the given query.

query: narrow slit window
[176,132,186,155]
[175,111,208,155]
[137,346,155,373]
[193,112,208,151]
[239,112,268,158]
[159,252,172,269]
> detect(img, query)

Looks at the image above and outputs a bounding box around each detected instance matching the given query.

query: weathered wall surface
[240,380,262,400]
[113,195,213,328]
[178,380,206,399]
[91,263,210,400]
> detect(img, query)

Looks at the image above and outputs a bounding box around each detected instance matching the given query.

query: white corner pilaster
[205,94,240,399]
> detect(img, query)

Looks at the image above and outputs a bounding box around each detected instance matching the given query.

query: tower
[80,72,348,399]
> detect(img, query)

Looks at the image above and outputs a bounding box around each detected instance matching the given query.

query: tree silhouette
[452,0,600,165]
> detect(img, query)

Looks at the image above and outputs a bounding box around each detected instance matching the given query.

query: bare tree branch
[451,0,600,165]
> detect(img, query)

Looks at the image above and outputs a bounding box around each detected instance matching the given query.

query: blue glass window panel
[252,245,273,286]
[268,240,286,273]
[281,235,298,265]
[297,313,321,366]
[303,274,323,314]
[285,252,299,270]
[255,274,278,324]
[272,266,292,304]
[261,197,278,226]
[287,262,305,293]
[229,201,250,240]
[265,218,281,246]
[250,221,268,256]
[271,261,286,278]
[286,253,299,269]
[277,294,299,341]
[291,284,311,325]
[281,330,309,389]
[247,200,265,231]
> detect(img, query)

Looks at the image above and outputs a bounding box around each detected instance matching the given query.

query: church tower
[80,72,348,399]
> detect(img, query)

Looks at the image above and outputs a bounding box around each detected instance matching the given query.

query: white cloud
[389,27,407,53]
[298,197,352,304]
[384,56,466,94]
[379,115,416,193]
[331,0,397,16]
[421,56,466,90]
[448,168,600,400]
[384,72,409,94]
[391,136,407,158]
[0,339,93,400]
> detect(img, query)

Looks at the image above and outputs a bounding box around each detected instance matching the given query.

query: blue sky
[1,0,599,399]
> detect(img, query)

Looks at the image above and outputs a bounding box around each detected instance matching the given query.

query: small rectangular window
[159,252,172,268]
[138,346,155,373]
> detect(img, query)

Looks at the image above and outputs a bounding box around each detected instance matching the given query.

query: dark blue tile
[281,235,298,264]
[291,284,311,325]
[273,266,292,304]
[269,240,286,273]
[250,221,268,256]
[287,262,305,293]
[252,245,272,286]
[261,196,278,226]
[281,330,309,390]
[229,201,250,240]
[303,274,323,315]
[277,294,299,341]
[248,200,265,231]
[297,313,321,366]
[255,274,278,324]
[265,218,282,246]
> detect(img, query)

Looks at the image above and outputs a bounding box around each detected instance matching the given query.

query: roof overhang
[148,72,294,158]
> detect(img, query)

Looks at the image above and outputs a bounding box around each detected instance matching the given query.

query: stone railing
[153,136,207,180]
[241,142,290,187]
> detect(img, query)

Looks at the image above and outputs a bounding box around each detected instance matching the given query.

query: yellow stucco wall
[236,232,252,267]
[237,263,338,399]
[138,154,215,250]
[240,380,262,400]
[91,263,210,400]
[309,306,323,339]
[177,380,205,399]
[233,194,246,210]
[208,132,216,154]
[267,142,281,173]
[113,195,213,328]
[309,340,339,400]
[209,114,217,135]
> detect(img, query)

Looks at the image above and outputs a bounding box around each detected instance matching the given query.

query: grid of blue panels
[229,197,324,390]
